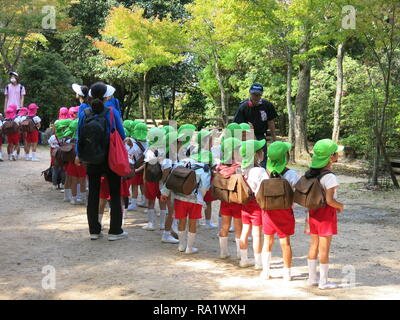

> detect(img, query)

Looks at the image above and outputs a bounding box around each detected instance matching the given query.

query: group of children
[0,103,41,161]
[107,121,344,290]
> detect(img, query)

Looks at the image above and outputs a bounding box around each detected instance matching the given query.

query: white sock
[254,253,262,266]
[131,198,137,205]
[77,184,81,197]
[172,219,179,231]
[206,219,212,226]
[178,230,186,250]
[308,259,318,283]
[219,236,229,257]
[235,238,241,258]
[163,230,171,237]
[319,263,329,285]
[32,152,36,159]
[148,209,155,224]
[261,252,272,276]
[240,249,248,262]
[12,150,17,157]
[159,210,167,228]
[218,217,222,229]
[64,189,71,201]
[283,267,292,280]
[186,232,196,251]
[98,214,103,224]
[80,191,86,201]
[0,152,3,159]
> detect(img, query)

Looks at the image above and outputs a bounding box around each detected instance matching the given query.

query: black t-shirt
[233,98,278,138]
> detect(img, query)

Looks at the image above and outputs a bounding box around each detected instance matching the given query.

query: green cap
[163,125,175,134]
[240,139,266,169]
[178,124,196,146]
[55,119,72,139]
[64,118,79,139]
[310,139,344,169]
[191,150,213,165]
[196,129,212,149]
[147,127,165,148]
[221,137,241,164]
[267,141,292,174]
[226,122,242,137]
[133,122,148,141]
[165,131,179,153]
[239,123,251,132]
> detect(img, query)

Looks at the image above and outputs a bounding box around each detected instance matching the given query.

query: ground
[0,146,399,300]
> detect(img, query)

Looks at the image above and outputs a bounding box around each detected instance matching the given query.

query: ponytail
[90,98,105,114]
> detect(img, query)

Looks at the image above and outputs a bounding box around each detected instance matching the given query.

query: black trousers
[86,162,123,235]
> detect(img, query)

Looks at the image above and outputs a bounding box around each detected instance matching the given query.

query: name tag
[260,110,268,121]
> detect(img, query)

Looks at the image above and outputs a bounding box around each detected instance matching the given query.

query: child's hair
[305,168,323,179]
[90,97,105,114]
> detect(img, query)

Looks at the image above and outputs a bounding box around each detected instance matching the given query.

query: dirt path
[0,146,399,300]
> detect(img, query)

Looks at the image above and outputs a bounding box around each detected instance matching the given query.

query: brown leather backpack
[144,162,163,182]
[20,117,36,133]
[2,120,18,135]
[55,143,76,166]
[133,139,145,172]
[211,172,252,204]
[293,170,332,210]
[256,169,294,210]
[165,164,199,195]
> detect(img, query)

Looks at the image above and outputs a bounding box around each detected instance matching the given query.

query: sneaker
[8,155,11,161]
[127,203,137,211]
[70,198,78,205]
[318,281,338,290]
[25,156,30,161]
[220,253,230,259]
[51,185,57,191]
[260,271,270,280]
[11,155,16,161]
[255,263,263,270]
[160,223,165,230]
[239,259,255,268]
[161,234,179,244]
[32,158,40,162]
[90,233,103,240]
[137,200,147,207]
[307,279,319,286]
[178,246,186,252]
[108,231,128,241]
[185,247,199,254]
[283,274,292,281]
[205,223,218,229]
[142,223,156,231]
[60,189,65,193]
[0,157,3,162]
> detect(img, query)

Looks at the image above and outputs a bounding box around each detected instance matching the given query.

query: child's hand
[337,203,344,213]
[74,156,81,166]
[160,195,168,202]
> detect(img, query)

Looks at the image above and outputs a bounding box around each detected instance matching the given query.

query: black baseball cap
[249,83,263,94]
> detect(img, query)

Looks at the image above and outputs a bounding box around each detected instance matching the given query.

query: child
[58,107,69,120]
[48,124,63,190]
[54,119,72,199]
[305,139,344,290]
[126,122,147,211]
[161,150,212,254]
[216,137,243,259]
[196,129,218,229]
[239,139,268,269]
[260,142,299,281]
[141,127,166,231]
[24,103,41,162]
[3,106,20,161]
[16,107,28,160]
[68,106,79,120]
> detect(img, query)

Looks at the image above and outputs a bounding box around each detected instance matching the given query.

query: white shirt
[282,169,300,189]
[320,173,339,199]
[246,167,269,195]
[48,135,60,149]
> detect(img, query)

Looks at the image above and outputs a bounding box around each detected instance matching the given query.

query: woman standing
[75,82,127,241]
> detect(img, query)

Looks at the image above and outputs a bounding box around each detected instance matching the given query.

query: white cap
[88,84,115,98]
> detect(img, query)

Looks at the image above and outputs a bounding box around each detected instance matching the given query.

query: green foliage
[19,51,76,127]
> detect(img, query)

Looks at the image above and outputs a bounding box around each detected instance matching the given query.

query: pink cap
[28,103,39,117]
[8,104,18,112]
[59,107,69,120]
[18,107,28,116]
[68,106,79,119]
[5,107,16,119]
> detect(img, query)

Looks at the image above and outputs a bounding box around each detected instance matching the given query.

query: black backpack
[78,108,109,165]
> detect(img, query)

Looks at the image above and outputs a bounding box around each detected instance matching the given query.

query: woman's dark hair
[305,167,323,179]
[80,86,89,103]
[89,82,107,114]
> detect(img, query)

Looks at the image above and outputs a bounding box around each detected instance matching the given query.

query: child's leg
[25,142,31,159]
[318,236,336,289]
[219,215,231,258]
[70,176,78,198]
[161,198,179,243]
[307,234,320,286]
[158,198,167,229]
[234,218,243,259]
[186,218,198,254]
[142,198,156,230]
[261,235,274,279]
[239,224,253,267]
[279,236,293,280]
[177,217,187,252]
[204,202,216,228]
[252,225,263,269]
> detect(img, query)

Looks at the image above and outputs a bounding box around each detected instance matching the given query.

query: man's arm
[267,120,277,142]
[233,104,245,123]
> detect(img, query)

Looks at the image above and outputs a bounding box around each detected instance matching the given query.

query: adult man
[233,83,278,167]
[4,72,26,112]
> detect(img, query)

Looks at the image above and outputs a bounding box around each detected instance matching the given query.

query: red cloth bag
[108,108,131,176]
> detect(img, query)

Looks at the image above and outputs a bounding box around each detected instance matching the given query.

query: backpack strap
[134,139,145,153]
[317,170,332,180]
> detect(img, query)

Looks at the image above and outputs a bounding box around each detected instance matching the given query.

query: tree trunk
[286,46,295,162]
[212,52,228,126]
[169,82,176,120]
[332,42,346,143]
[294,41,311,162]
[142,72,148,124]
